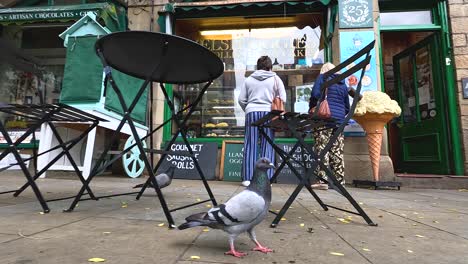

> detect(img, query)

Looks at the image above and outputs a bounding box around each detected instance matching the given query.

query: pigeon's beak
[268,162,275,169]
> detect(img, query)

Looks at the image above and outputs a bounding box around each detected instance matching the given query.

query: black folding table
[0,103,105,213]
[63,31,224,228]
[252,41,377,227]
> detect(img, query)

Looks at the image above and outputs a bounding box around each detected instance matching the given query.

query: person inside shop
[309,62,350,190]
[238,55,286,187]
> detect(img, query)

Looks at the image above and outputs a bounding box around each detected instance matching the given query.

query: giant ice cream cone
[353,113,395,182]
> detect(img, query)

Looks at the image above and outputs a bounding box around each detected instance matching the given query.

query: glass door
[393,34,451,174]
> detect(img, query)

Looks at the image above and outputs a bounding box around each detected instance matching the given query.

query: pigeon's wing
[206,190,265,226]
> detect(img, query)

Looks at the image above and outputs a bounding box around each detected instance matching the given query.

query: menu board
[275,143,315,184]
[156,142,218,180]
[220,141,244,182]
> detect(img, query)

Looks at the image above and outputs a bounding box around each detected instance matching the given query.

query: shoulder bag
[310,86,331,119]
[271,76,284,112]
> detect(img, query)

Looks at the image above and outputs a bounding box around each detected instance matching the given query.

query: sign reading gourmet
[157,142,218,180]
[275,143,315,184]
[339,0,373,29]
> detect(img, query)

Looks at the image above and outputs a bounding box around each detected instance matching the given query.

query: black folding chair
[63,31,223,228]
[0,103,105,213]
[252,41,377,227]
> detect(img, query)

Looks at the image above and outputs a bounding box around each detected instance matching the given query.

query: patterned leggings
[312,127,345,184]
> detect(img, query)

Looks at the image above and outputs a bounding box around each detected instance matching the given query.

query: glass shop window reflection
[173,26,324,138]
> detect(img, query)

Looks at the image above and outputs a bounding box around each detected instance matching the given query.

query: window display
[0,26,65,131]
[174,25,324,138]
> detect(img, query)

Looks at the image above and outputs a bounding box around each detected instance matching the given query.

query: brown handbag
[271,76,284,112]
[311,87,331,119]
[317,99,331,118]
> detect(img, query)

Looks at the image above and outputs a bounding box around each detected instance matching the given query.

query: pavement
[1,173,468,264]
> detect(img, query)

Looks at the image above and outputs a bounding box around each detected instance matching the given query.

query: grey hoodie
[238,70,286,114]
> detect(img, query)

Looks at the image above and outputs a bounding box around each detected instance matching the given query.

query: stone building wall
[447,0,468,174]
[127,0,168,165]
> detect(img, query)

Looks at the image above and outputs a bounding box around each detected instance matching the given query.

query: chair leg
[82,126,97,179]
[0,122,50,213]
[47,123,97,200]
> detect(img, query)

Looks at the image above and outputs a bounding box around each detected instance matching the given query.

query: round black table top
[95,31,224,84]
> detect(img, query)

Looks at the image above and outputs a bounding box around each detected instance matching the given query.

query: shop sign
[463,78,468,99]
[220,140,243,182]
[0,10,95,22]
[340,30,377,136]
[275,143,315,184]
[196,39,233,59]
[339,0,374,29]
[339,31,378,93]
[0,130,34,144]
[196,26,323,66]
[156,142,218,180]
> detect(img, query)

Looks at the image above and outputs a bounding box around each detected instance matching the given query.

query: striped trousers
[241,111,275,181]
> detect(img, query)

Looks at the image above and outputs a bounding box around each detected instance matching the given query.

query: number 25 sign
[339,0,374,29]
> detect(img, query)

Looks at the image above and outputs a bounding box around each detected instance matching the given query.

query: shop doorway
[382,32,451,174]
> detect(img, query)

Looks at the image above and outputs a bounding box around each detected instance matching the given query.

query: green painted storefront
[157,0,463,176]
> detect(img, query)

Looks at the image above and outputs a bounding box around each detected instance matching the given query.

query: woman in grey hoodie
[238,56,286,187]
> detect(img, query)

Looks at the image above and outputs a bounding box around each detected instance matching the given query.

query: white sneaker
[241,181,251,187]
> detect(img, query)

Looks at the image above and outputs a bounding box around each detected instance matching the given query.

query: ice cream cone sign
[353,91,401,182]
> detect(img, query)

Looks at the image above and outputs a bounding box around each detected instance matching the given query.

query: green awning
[173,0,331,11]
[170,1,332,19]
[0,2,120,29]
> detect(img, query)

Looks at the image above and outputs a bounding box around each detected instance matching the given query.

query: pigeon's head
[255,157,275,171]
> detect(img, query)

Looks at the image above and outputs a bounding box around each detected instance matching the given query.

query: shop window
[381,11,432,26]
[0,25,66,133]
[174,22,324,138]
[21,27,66,49]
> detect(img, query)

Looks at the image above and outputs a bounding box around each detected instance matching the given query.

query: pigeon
[133,166,176,189]
[178,157,275,258]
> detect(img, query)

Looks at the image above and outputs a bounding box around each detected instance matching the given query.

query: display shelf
[223,68,321,76]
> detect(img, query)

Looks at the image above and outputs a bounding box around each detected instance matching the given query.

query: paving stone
[1,174,468,264]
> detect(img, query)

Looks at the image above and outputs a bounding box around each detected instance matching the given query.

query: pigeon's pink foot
[253,245,274,254]
[224,250,247,258]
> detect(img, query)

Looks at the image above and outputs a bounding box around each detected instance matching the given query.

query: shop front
[0,1,128,173]
[156,0,332,182]
[150,0,463,180]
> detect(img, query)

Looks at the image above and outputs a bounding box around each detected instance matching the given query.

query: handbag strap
[323,86,328,100]
[273,76,279,97]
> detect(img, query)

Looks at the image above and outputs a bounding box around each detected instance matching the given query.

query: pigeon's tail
[178,221,203,230]
[133,183,145,189]
[178,212,209,230]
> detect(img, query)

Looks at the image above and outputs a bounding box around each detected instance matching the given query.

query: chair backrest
[313,40,375,119]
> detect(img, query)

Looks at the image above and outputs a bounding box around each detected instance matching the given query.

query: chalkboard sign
[220,141,244,182]
[157,142,218,180]
[275,143,315,184]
